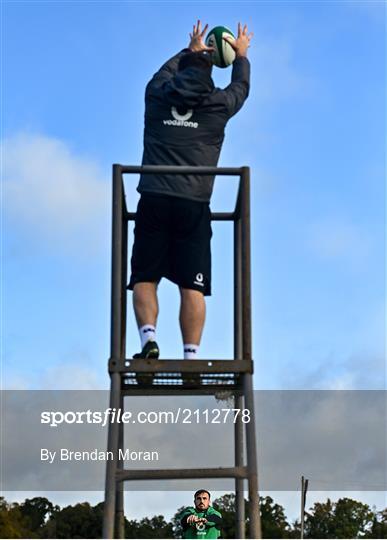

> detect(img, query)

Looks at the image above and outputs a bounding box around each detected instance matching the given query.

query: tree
[214,493,291,538]
[41,501,104,538]
[42,500,172,539]
[258,496,292,538]
[212,494,238,538]
[1,494,386,539]
[364,508,387,539]
[171,505,185,538]
[304,497,374,539]
[126,515,174,538]
[0,497,35,539]
[20,497,58,532]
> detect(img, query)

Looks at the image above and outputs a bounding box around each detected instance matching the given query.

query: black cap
[178,52,213,75]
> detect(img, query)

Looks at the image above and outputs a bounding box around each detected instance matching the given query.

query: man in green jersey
[180,489,223,539]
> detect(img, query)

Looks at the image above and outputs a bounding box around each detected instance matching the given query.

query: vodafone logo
[194,273,204,287]
[163,107,198,128]
[171,107,193,121]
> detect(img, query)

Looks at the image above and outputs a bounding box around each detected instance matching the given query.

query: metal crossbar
[103,164,261,539]
[116,467,249,482]
[109,358,253,373]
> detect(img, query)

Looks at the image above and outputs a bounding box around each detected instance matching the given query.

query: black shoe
[133,340,159,360]
[133,340,159,386]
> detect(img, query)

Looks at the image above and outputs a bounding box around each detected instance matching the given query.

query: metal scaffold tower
[103,164,261,539]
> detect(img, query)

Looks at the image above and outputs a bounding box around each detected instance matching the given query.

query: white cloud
[4,363,107,390]
[3,132,110,255]
[40,363,107,390]
[281,350,385,391]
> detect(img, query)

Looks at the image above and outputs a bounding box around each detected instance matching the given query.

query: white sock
[139,325,156,348]
[184,344,199,360]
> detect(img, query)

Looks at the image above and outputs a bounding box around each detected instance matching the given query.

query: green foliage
[0,494,386,539]
[304,497,375,539]
[364,508,387,538]
[211,493,292,538]
[0,497,36,539]
[171,505,185,538]
[20,497,58,532]
[41,501,104,538]
[259,496,292,538]
[0,497,174,539]
[125,515,174,538]
[212,494,238,538]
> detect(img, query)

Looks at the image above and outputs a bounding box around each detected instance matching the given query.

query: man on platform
[128,21,253,360]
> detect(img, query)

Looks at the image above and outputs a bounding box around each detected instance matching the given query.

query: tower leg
[103,372,121,538]
[235,393,245,538]
[244,373,262,539]
[115,394,125,538]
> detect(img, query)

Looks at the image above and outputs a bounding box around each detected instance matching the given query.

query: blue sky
[2,0,385,523]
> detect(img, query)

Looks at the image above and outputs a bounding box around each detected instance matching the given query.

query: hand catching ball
[205,26,236,68]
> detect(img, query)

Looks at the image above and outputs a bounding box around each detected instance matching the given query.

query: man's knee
[133,282,159,306]
[134,281,158,293]
[179,287,204,300]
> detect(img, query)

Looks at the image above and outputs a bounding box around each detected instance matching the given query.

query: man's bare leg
[132,282,159,372]
[179,288,206,351]
[132,282,159,364]
[133,282,159,328]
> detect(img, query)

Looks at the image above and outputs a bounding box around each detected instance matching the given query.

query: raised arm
[223,22,253,116]
[146,20,214,92]
[224,22,253,60]
[188,20,215,53]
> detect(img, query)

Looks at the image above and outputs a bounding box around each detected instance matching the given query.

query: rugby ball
[205,26,236,68]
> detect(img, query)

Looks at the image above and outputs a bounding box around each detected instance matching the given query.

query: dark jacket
[137,49,250,202]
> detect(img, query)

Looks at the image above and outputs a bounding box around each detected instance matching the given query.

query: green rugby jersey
[180,506,222,539]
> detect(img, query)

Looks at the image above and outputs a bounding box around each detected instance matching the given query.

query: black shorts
[128,193,212,295]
